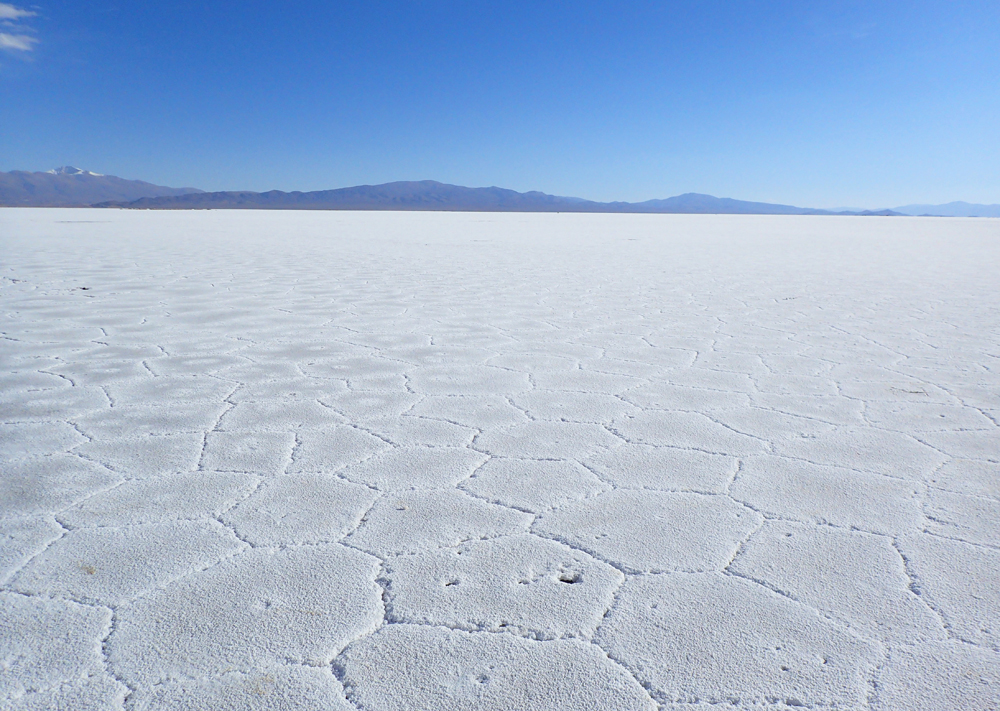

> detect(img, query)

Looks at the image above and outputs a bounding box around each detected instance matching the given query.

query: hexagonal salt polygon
[337,624,655,711]
[383,534,622,639]
[533,489,761,573]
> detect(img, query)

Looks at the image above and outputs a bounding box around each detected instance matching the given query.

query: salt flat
[1,208,998,710]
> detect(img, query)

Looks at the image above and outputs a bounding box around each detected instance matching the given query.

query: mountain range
[89,181,911,215]
[0,167,203,207]
[96,181,889,215]
[1,168,996,216]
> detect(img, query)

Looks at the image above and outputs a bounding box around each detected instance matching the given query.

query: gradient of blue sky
[1,1,997,207]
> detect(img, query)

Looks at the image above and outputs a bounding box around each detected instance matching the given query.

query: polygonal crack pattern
[2,209,998,709]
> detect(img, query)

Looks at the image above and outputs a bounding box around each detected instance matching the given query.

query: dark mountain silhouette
[0,167,203,207]
[98,181,590,211]
[92,180,903,215]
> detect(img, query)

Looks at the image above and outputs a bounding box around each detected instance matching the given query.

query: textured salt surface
[1,209,998,709]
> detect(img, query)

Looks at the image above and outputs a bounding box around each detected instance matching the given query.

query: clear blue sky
[2,1,997,207]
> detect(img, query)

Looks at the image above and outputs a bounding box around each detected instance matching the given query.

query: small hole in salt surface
[780,666,790,672]
[444,580,459,587]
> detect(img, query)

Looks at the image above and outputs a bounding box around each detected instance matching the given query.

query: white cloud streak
[0,3,36,54]
[0,3,35,21]
[0,31,36,51]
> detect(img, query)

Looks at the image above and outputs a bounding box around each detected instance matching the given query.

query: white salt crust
[2,209,998,709]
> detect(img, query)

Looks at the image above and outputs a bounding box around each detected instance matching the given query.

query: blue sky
[1,1,997,207]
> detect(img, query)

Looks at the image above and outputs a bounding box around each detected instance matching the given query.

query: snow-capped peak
[47,166,104,176]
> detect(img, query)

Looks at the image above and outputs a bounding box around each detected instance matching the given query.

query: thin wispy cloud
[0,2,37,54]
[0,32,36,50]
[0,3,35,21]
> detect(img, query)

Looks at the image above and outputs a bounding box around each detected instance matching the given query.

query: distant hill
[630,193,820,215]
[0,167,203,207]
[92,180,903,215]
[892,201,1000,217]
